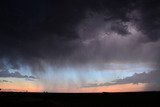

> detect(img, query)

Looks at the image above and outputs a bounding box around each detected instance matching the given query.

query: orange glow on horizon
[79,83,146,92]
[0,78,43,92]
[0,78,146,92]
[40,83,146,93]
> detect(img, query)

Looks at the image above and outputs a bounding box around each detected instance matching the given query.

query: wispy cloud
[0,80,12,83]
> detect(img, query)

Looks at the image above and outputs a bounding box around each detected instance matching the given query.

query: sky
[0,0,160,92]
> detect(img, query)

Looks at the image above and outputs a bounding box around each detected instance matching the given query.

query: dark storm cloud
[0,69,36,79]
[140,0,160,41]
[110,21,130,36]
[0,0,160,72]
[82,70,160,88]
[0,0,85,71]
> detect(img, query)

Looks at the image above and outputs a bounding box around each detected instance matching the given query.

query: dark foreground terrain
[0,92,160,107]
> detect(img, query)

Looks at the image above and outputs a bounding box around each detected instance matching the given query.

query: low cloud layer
[113,71,160,85]
[0,69,36,79]
[82,70,160,91]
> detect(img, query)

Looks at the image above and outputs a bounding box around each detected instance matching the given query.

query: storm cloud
[0,0,160,91]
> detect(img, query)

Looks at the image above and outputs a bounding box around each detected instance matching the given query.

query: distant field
[0,92,160,107]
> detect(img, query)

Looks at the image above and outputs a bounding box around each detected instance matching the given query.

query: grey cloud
[0,0,159,73]
[0,69,36,79]
[112,71,160,84]
[140,0,160,41]
[0,0,159,91]
[82,70,160,88]
[76,11,160,67]
[110,21,130,36]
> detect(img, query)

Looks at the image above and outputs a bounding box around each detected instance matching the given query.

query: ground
[0,92,159,107]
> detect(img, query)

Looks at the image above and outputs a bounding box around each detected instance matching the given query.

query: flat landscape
[0,92,160,107]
